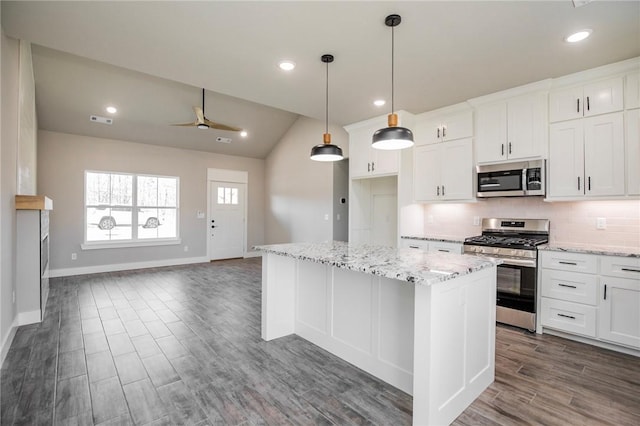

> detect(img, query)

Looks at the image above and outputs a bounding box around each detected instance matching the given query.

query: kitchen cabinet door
[349,125,374,178]
[583,112,624,197]
[475,102,507,163]
[549,86,584,123]
[506,93,547,160]
[414,110,473,146]
[625,72,640,110]
[414,115,443,145]
[371,147,400,176]
[441,139,473,200]
[599,277,640,349]
[413,144,441,201]
[548,120,585,197]
[583,78,624,118]
[626,109,640,195]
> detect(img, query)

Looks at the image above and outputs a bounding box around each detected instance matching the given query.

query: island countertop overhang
[254,241,500,286]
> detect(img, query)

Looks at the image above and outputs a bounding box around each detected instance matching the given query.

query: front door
[209,181,245,260]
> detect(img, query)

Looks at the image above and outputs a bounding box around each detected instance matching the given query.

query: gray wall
[38,130,265,272]
[264,116,349,244]
[332,159,349,242]
[1,32,20,360]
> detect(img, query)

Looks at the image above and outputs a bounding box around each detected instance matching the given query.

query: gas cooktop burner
[464,234,548,248]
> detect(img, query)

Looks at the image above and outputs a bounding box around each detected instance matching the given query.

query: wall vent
[216,137,232,144]
[90,115,113,125]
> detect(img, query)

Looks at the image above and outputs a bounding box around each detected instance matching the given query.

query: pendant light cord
[325,59,329,135]
[391,24,395,114]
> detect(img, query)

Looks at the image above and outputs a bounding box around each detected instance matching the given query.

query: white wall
[265,116,349,244]
[17,40,37,195]
[414,198,640,249]
[1,32,20,363]
[38,131,266,274]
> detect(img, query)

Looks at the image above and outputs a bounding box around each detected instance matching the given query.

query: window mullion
[132,176,138,240]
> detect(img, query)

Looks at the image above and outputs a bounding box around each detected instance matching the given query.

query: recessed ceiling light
[278,60,296,71]
[565,29,592,43]
[106,106,117,114]
[240,130,248,138]
[373,99,386,107]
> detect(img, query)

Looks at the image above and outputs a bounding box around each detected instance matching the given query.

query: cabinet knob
[442,185,445,196]
[577,98,580,113]
[437,127,440,139]
[501,144,504,156]
[371,162,375,172]
[436,186,440,196]
[367,162,370,172]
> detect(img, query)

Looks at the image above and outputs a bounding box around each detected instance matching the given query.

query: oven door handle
[466,253,537,268]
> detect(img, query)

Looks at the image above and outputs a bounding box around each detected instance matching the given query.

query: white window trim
[84,170,180,247]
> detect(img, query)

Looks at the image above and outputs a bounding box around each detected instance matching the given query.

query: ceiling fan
[172,88,242,132]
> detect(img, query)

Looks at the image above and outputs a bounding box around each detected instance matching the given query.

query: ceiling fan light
[372,126,414,150]
[310,142,343,162]
[197,123,209,129]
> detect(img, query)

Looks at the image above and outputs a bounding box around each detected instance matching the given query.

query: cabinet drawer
[540,251,597,274]
[402,240,429,250]
[541,298,597,337]
[541,269,598,305]
[600,256,640,280]
[430,242,463,254]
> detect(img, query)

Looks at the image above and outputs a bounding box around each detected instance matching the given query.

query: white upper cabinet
[549,77,623,123]
[475,92,547,163]
[548,112,624,198]
[346,115,402,179]
[626,109,640,195]
[414,109,473,145]
[625,72,640,110]
[414,138,473,202]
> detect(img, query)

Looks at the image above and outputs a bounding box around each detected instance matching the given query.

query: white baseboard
[18,310,41,326]
[1,318,18,367]
[244,251,262,258]
[50,256,209,278]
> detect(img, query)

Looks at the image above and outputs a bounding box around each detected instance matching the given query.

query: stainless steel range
[464,218,550,331]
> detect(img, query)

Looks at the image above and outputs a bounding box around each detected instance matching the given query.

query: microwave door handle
[522,168,527,194]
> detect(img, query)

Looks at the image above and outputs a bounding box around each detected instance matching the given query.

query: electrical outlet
[184,245,189,252]
[336,213,341,221]
[324,213,329,221]
[473,216,480,226]
[596,217,607,230]
[71,253,77,260]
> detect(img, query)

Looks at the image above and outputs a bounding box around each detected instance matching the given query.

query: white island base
[261,252,496,426]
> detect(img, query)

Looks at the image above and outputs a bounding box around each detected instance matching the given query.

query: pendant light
[310,54,344,162]
[372,14,414,150]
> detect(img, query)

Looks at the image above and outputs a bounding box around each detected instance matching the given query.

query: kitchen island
[255,241,499,425]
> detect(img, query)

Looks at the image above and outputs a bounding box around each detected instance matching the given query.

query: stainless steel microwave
[476,160,545,198]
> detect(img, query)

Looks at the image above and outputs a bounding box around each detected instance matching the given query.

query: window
[85,171,179,245]
[217,187,238,205]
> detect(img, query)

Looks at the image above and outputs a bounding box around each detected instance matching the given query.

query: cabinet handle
[437,249,450,252]
[371,162,375,172]
[577,98,580,113]
[586,96,590,111]
[508,142,512,154]
[577,176,581,190]
[442,126,446,138]
[558,283,577,289]
[604,284,607,300]
[367,162,370,172]
[559,261,577,265]
[501,144,504,156]
[588,176,591,191]
[621,268,640,273]
[557,313,576,320]
[437,127,440,139]
[409,245,420,249]
[442,185,445,196]
[437,186,440,196]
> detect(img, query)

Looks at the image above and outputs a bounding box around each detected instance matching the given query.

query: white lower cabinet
[401,239,463,254]
[540,250,640,352]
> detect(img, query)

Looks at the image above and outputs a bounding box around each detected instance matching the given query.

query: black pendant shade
[372,14,414,150]
[310,54,344,162]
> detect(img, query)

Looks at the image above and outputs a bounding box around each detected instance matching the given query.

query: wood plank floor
[1,258,639,425]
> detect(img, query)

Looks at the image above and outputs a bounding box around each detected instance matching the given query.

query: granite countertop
[401,235,466,244]
[539,244,640,258]
[254,241,500,286]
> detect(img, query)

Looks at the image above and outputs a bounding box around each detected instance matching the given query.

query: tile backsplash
[413,198,640,249]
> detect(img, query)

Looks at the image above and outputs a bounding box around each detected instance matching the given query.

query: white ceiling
[2,1,639,159]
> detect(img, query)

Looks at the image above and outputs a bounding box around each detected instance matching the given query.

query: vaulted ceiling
[3,1,639,158]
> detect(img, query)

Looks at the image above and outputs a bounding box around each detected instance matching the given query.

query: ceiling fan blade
[203,118,242,132]
[170,121,198,127]
[193,106,205,124]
